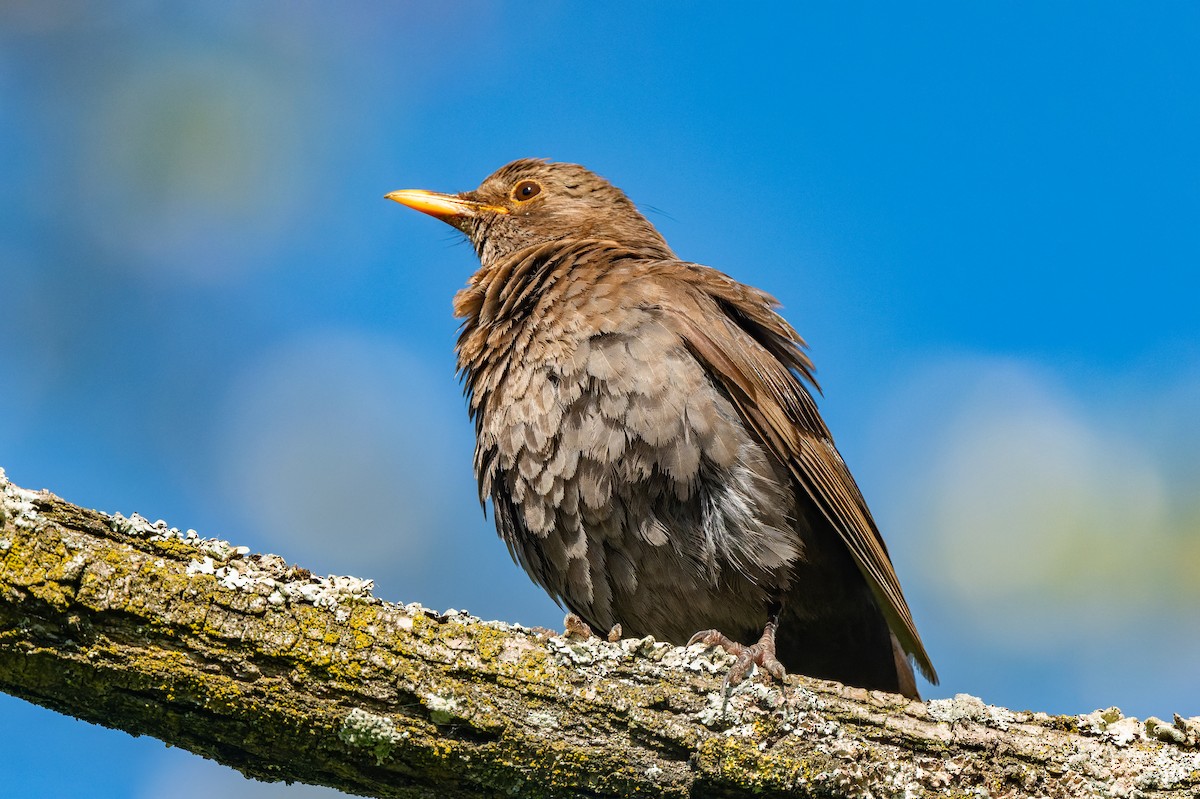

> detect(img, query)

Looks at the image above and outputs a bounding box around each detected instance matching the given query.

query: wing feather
[661,268,938,684]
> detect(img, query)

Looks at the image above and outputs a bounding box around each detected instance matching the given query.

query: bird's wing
[655,264,938,684]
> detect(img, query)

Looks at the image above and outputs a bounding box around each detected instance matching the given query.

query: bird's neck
[453,238,670,329]
[453,239,669,417]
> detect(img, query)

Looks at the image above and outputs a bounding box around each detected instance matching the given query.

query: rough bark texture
[1,468,1197,798]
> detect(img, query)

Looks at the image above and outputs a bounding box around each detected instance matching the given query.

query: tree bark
[0,468,1197,798]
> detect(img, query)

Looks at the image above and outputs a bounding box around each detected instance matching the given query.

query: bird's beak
[385,189,508,222]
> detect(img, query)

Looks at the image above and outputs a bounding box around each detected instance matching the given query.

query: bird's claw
[688,628,787,687]
[564,613,623,643]
[563,612,594,639]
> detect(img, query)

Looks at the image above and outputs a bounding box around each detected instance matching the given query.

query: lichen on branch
[1,467,1198,798]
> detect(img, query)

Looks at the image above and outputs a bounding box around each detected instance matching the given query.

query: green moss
[26,580,74,611]
[502,642,554,686]
[148,536,211,560]
[694,735,821,795]
[343,608,379,650]
[470,623,510,661]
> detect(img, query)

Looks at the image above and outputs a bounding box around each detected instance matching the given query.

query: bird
[387,159,937,698]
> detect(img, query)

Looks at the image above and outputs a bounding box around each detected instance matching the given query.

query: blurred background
[2,3,1198,796]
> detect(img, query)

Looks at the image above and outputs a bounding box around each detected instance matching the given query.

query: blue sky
[2,4,1198,796]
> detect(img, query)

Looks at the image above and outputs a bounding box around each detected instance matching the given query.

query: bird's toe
[688,627,787,687]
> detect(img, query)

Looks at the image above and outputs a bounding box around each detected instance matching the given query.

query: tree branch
[0,468,1196,798]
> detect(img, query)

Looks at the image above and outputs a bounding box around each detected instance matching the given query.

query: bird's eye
[512,180,542,201]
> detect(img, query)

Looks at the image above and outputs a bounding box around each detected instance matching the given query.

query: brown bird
[387,159,937,698]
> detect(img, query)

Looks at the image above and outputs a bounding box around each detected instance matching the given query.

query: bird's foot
[563,612,593,639]
[688,623,786,688]
[563,613,622,643]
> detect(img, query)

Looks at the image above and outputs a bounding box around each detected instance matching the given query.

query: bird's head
[387,159,674,266]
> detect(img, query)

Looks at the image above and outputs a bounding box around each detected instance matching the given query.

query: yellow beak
[385,189,508,222]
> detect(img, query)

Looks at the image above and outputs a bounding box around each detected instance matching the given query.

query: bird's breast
[464,289,804,641]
